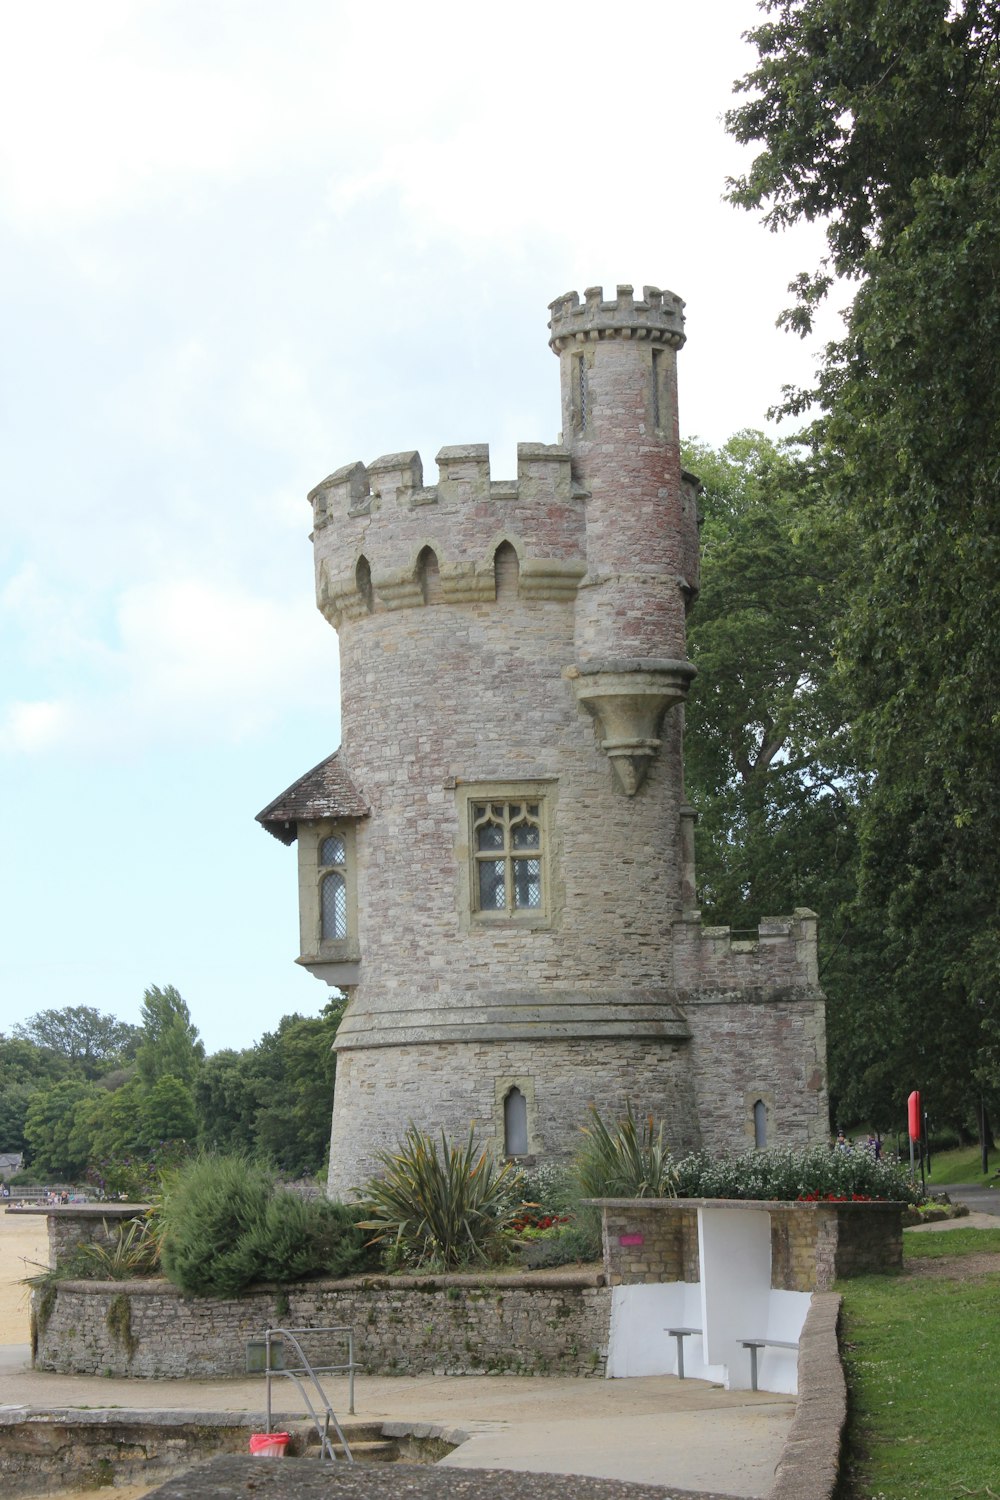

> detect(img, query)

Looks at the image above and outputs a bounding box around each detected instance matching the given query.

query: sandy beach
[0,1209,47,1346]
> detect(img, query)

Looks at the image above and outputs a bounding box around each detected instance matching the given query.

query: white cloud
[0,699,69,752]
[0,575,335,756]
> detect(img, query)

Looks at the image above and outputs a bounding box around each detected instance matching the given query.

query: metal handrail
[263,1325,357,1462]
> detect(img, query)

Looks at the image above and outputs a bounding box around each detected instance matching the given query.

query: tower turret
[550,285,698,795]
[258,283,829,1198]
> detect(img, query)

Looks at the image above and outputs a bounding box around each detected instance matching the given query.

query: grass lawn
[922,1143,996,1186]
[837,1232,1000,1498]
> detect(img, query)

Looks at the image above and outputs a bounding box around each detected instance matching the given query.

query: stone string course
[33,1272,611,1381]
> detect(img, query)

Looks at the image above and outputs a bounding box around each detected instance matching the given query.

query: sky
[1,0,839,1056]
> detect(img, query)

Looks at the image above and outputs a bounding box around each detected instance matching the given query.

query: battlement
[673,909,821,994]
[309,441,583,529]
[548,284,686,353]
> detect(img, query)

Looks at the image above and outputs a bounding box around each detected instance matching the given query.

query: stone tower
[258,285,828,1198]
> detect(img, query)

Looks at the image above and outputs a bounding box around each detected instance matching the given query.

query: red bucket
[249,1432,290,1457]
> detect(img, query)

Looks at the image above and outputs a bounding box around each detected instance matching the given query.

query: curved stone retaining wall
[33,1270,610,1380]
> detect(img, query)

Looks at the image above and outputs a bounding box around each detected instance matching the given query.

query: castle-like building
[258,285,829,1198]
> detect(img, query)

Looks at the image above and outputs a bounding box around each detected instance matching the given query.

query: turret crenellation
[548,283,685,353]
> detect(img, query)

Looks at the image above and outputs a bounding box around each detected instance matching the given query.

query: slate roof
[255,751,369,844]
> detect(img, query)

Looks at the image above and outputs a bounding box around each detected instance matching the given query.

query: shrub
[357,1126,520,1270]
[575,1104,678,1199]
[157,1153,368,1297]
[513,1221,603,1269]
[77,1213,161,1279]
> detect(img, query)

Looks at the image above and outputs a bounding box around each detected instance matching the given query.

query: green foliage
[139,1074,197,1144]
[512,1222,602,1270]
[23,1078,96,1178]
[357,1126,521,1270]
[13,1007,140,1079]
[196,1002,343,1176]
[575,1104,678,1200]
[77,1214,161,1279]
[671,1145,920,1204]
[725,0,1000,1140]
[157,1153,272,1295]
[157,1153,364,1297]
[136,985,205,1088]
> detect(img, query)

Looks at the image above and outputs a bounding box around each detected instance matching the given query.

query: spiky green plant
[575,1104,678,1199]
[356,1126,521,1270]
[77,1213,161,1279]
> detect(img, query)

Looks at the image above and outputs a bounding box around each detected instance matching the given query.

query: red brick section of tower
[551,286,699,797]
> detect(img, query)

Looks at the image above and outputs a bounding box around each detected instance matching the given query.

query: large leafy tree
[727,0,1000,1133]
[136,985,205,1087]
[13,1006,141,1079]
[682,431,854,926]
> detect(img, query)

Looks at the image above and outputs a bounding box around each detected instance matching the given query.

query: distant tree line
[1,988,342,1187]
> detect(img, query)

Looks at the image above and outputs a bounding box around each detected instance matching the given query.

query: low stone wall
[33,1270,610,1380]
[597,1198,903,1291]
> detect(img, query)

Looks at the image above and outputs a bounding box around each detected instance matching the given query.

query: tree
[195,1048,266,1156]
[252,1004,343,1176]
[139,1074,198,1144]
[136,985,205,1087]
[727,0,1000,1134]
[13,1006,140,1079]
[23,1078,96,1179]
[682,431,854,926]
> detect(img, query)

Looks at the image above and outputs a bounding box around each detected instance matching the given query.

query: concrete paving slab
[0,1347,792,1499]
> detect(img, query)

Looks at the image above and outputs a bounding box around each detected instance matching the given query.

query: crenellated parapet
[310,441,589,629]
[547,283,686,352]
[672,909,821,996]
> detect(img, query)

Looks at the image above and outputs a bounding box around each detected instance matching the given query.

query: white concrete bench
[740,1337,799,1391]
[664,1325,702,1379]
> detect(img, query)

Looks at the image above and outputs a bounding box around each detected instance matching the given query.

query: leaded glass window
[472,800,543,915]
[319,831,348,941]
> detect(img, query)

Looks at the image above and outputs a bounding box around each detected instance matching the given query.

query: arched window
[753,1099,767,1149]
[504,1086,528,1156]
[320,834,347,940]
[417,546,442,605]
[356,555,374,613]
[494,541,519,602]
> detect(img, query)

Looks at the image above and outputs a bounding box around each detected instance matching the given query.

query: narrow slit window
[417,546,442,605]
[494,541,519,601]
[503,1086,527,1152]
[356,555,374,613]
[753,1099,767,1149]
[574,354,588,432]
[504,1087,529,1156]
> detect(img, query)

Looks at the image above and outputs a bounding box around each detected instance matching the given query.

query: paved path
[0,1343,791,1498]
[945,1183,1000,1217]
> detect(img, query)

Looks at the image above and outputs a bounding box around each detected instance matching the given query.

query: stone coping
[589,1197,904,1213]
[770,1292,845,1500]
[48,1266,606,1295]
[5,1202,152,1218]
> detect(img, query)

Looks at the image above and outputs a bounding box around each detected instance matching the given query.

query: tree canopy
[726,0,1000,1136]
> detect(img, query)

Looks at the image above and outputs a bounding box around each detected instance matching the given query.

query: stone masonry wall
[331,1035,701,1195]
[597,1199,903,1293]
[33,1272,610,1380]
